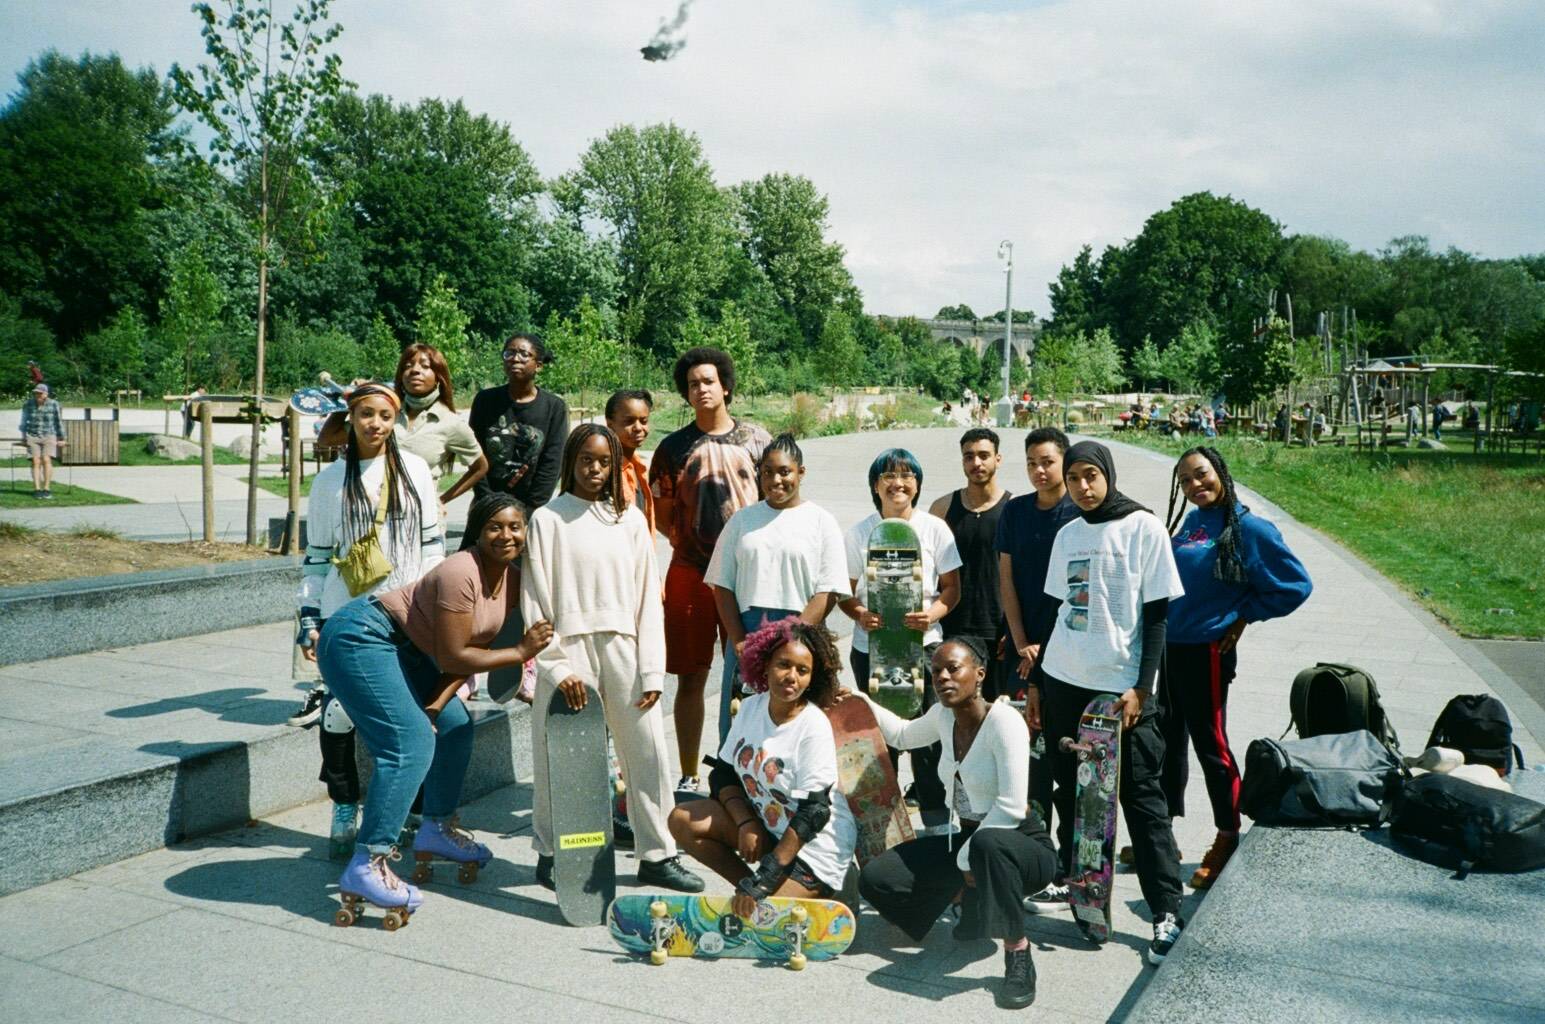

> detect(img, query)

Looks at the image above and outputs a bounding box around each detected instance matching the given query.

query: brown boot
[1188,832,1239,889]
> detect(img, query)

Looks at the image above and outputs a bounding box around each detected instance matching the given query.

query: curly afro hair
[737,616,842,708]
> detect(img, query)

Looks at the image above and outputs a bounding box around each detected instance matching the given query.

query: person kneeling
[668,618,857,916]
[857,639,1056,1010]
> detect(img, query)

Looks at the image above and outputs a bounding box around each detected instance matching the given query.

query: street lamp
[995,241,1014,427]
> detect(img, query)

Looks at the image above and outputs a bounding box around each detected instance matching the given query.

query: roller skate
[410,815,492,884]
[333,848,422,931]
[397,812,422,849]
[328,802,358,861]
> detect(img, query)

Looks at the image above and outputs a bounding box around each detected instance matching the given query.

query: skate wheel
[457,862,478,885]
[729,697,741,717]
[649,900,669,918]
[383,909,404,932]
[865,567,877,583]
[412,863,432,885]
[649,949,668,966]
[791,905,808,923]
[911,565,923,582]
[788,953,807,971]
[333,907,355,927]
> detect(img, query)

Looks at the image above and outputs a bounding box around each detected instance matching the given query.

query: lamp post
[995,240,1014,427]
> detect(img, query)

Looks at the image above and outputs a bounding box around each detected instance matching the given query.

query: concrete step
[0,621,532,896]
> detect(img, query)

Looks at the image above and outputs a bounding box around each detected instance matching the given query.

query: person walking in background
[1153,446,1311,888]
[649,347,771,792]
[469,332,569,516]
[606,389,656,536]
[394,344,488,527]
[20,382,65,499]
[930,428,1011,703]
[706,433,848,741]
[840,447,961,825]
[522,424,704,894]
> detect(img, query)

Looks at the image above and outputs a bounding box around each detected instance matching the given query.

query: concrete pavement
[2,426,1541,1023]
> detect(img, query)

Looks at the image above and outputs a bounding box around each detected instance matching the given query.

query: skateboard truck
[783,904,809,971]
[647,899,675,965]
[1059,737,1113,762]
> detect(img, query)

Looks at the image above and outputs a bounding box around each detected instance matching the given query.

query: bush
[775,392,825,439]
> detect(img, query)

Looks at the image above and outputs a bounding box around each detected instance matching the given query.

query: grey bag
[1241,730,1406,827]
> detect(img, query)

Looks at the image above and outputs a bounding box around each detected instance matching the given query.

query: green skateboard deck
[546,684,615,926]
[608,894,855,968]
[864,518,926,719]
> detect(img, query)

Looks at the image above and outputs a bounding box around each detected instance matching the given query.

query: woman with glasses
[468,332,569,515]
[839,447,961,820]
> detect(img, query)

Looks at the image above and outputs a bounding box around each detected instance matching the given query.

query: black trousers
[858,819,1056,942]
[850,646,944,811]
[318,692,425,815]
[1042,673,1183,920]
[1158,641,1242,832]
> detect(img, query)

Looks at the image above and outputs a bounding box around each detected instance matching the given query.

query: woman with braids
[704,433,849,746]
[522,425,705,894]
[1150,446,1311,888]
[393,343,488,526]
[314,492,553,919]
[857,637,1055,1011]
[668,617,857,914]
[297,382,447,858]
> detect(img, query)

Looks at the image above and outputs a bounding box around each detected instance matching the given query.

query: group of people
[289,338,1314,1010]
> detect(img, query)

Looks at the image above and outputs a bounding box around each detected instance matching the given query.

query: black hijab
[1064,440,1150,524]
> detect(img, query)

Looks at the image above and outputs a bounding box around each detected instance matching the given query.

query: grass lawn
[248,475,314,499]
[0,482,135,509]
[2,445,263,469]
[1120,431,1545,639]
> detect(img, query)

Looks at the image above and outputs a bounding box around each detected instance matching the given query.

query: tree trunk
[247,150,270,548]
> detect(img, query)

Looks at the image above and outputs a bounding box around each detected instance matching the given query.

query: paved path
[2,427,1540,1023]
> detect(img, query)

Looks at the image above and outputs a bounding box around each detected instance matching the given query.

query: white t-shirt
[704,500,850,614]
[717,693,858,891]
[1040,512,1184,692]
[843,511,963,654]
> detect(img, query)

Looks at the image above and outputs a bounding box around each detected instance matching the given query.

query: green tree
[956,345,984,394]
[732,173,854,347]
[935,304,978,321]
[560,123,731,358]
[362,312,399,379]
[527,217,622,326]
[156,244,226,392]
[1046,244,1105,337]
[171,0,351,543]
[0,51,179,341]
[811,309,864,391]
[1159,321,1222,395]
[413,275,472,385]
[1130,336,1164,391]
[0,294,61,397]
[81,308,149,391]
[544,296,624,406]
[1220,315,1294,404]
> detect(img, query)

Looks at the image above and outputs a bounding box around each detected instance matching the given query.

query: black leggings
[1158,641,1241,832]
[858,819,1056,941]
[849,646,945,812]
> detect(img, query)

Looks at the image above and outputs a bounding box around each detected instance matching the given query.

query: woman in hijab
[1021,441,1188,967]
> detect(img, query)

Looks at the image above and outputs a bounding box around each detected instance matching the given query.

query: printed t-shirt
[648,419,771,570]
[377,549,514,667]
[468,386,569,509]
[843,511,963,654]
[704,500,849,614]
[993,492,1080,639]
[1040,513,1184,693]
[717,692,857,890]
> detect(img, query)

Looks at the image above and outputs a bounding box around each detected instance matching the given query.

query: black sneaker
[1147,912,1184,965]
[535,854,555,891]
[287,685,325,727]
[997,945,1037,1009]
[613,816,635,851]
[637,856,705,893]
[1022,881,1071,914]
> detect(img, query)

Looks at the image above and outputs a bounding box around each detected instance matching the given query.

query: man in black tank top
[930,428,1011,701]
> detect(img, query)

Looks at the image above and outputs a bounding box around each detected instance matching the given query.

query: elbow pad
[788,787,833,844]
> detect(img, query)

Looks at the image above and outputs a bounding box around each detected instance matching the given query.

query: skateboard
[1060,694,1123,944]
[484,605,528,704]
[825,697,914,863]
[545,684,616,926]
[864,518,926,719]
[607,894,855,970]
[288,377,348,417]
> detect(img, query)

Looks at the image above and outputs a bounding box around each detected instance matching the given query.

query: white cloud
[3,1,1541,318]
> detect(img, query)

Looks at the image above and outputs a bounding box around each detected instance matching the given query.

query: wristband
[736,853,793,902]
[297,608,322,647]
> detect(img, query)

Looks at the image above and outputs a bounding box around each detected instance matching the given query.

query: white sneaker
[1023,881,1071,914]
[1147,912,1184,965]
[674,774,702,794]
[287,685,326,727]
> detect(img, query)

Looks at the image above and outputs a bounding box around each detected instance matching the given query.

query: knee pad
[322,696,354,734]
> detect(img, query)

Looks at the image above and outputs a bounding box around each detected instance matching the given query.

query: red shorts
[663,561,724,675]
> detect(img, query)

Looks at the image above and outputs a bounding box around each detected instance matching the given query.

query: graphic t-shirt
[843,511,963,654]
[649,419,771,570]
[468,387,569,510]
[704,500,849,614]
[717,693,857,890]
[1040,513,1184,693]
[993,492,1080,640]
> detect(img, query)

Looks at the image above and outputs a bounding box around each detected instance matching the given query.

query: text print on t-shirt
[1062,549,1129,639]
[730,736,792,831]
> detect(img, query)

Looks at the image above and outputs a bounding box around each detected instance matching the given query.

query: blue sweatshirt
[1168,504,1312,644]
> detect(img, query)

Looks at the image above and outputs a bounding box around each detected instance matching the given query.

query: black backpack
[1390,773,1545,877]
[1288,663,1401,755]
[1240,730,1406,828]
[1425,694,1525,775]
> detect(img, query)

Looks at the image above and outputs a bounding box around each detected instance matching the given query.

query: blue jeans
[316,597,475,853]
[717,606,798,746]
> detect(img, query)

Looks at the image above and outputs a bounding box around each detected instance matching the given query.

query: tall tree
[171,0,350,543]
[1045,245,1104,337]
[732,173,853,346]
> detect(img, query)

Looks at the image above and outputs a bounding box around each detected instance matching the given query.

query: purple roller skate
[334,848,422,931]
[411,815,493,885]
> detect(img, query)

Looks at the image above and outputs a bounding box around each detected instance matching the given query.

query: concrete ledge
[1133,771,1545,1023]
[0,700,532,897]
[0,558,299,665]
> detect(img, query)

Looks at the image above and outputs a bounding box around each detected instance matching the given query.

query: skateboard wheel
[865,567,877,583]
[412,862,432,885]
[729,697,741,717]
[457,862,478,884]
[649,948,668,966]
[614,778,626,796]
[911,565,923,582]
[791,905,808,923]
[333,907,355,927]
[788,953,807,971]
[649,900,669,919]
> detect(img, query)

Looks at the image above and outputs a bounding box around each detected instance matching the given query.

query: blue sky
[3,1,1541,317]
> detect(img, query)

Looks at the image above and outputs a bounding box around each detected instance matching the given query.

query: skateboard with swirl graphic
[607,894,855,970]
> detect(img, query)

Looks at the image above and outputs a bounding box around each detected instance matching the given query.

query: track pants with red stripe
[1157,641,1242,833]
